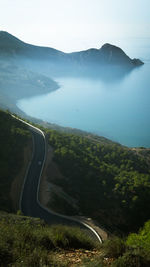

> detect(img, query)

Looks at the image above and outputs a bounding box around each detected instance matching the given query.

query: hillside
[0,110,31,211]
[70,43,143,67]
[0,31,143,67]
[0,111,150,266]
[0,60,58,100]
[0,211,99,266]
[0,31,66,59]
[40,129,150,234]
[0,211,150,266]
[1,109,150,235]
[0,31,60,114]
[0,58,59,114]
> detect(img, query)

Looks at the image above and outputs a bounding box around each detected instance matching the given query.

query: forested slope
[0,110,31,211]
[47,130,150,233]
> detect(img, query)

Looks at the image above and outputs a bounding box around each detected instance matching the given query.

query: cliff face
[99,43,144,66]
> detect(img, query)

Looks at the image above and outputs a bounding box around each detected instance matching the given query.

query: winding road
[17,118,102,242]
[21,129,78,225]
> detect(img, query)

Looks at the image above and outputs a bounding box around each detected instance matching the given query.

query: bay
[17,40,150,148]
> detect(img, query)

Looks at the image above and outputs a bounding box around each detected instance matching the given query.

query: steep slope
[0,211,98,267]
[45,129,150,234]
[0,110,31,211]
[0,31,27,53]
[100,43,143,66]
[70,43,143,67]
[0,32,59,113]
[0,31,66,61]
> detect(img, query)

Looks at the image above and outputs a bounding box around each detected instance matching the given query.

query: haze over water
[17,39,150,148]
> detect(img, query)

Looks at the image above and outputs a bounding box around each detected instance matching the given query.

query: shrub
[112,251,150,267]
[0,244,13,265]
[80,257,104,267]
[0,214,97,266]
[126,220,150,259]
[102,236,125,258]
[49,225,96,249]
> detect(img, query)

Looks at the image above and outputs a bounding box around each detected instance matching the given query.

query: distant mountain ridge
[0,31,144,115]
[0,31,144,67]
[0,31,66,60]
[70,43,144,67]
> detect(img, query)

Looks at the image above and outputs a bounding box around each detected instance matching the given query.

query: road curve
[15,116,102,242]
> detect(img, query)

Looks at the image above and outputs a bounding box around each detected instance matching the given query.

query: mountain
[0,31,143,67]
[0,60,58,100]
[70,43,143,67]
[0,32,60,113]
[0,31,66,61]
[0,31,144,114]
[0,59,59,114]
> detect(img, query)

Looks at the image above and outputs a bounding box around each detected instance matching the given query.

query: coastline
[2,99,150,149]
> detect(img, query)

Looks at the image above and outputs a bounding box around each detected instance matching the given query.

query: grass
[0,212,99,267]
[1,212,150,266]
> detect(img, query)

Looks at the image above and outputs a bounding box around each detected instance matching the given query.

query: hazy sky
[0,0,150,52]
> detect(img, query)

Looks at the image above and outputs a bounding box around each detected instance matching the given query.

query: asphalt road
[21,130,77,225]
[20,126,102,242]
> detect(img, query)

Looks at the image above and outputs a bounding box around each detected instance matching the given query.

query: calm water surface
[17,41,150,147]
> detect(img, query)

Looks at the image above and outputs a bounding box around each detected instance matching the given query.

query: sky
[0,0,150,54]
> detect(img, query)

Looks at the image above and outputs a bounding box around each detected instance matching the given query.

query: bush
[0,244,13,265]
[49,225,96,249]
[80,257,104,267]
[0,213,97,266]
[109,221,150,267]
[112,251,150,267]
[39,235,55,250]
[126,220,150,259]
[102,237,125,258]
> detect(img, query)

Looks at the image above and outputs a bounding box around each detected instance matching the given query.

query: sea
[17,38,150,148]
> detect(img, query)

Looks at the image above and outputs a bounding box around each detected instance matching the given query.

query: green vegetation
[79,220,150,267]
[101,220,150,267]
[0,211,97,267]
[0,211,150,267]
[0,110,150,266]
[0,110,31,212]
[47,130,150,233]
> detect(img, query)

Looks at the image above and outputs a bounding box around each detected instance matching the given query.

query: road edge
[13,115,103,243]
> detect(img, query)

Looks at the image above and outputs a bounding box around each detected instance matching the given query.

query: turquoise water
[17,41,150,147]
